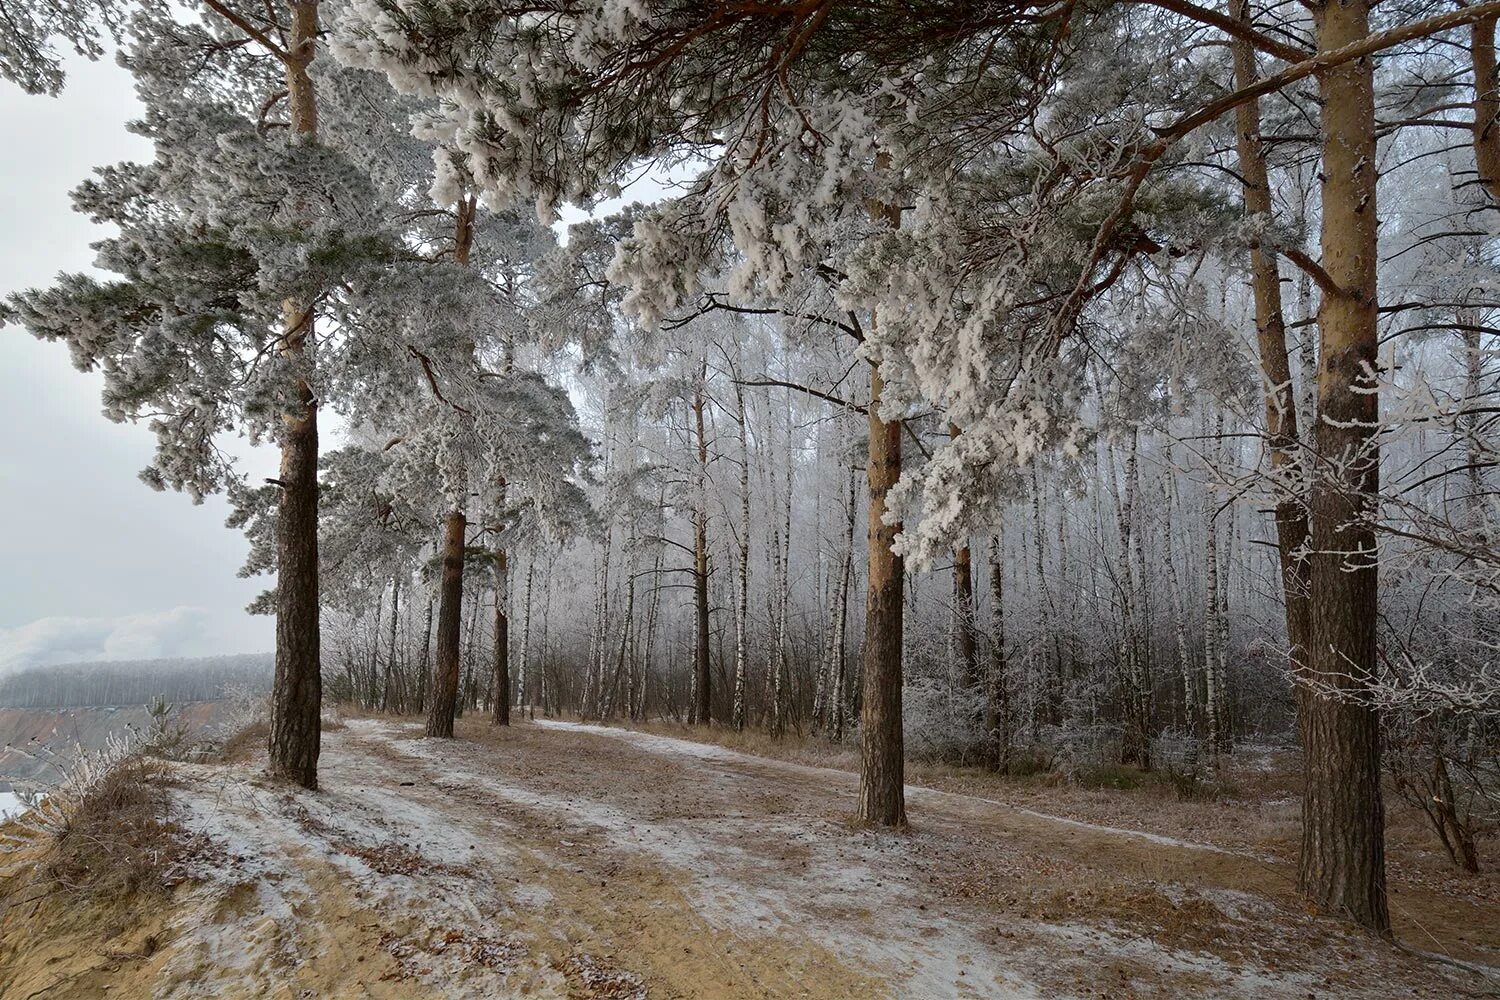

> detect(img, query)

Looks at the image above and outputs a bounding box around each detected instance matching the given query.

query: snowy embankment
[3,716,1492,999]
[0,791,22,821]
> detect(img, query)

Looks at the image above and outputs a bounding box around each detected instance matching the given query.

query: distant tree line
[0,655,272,708]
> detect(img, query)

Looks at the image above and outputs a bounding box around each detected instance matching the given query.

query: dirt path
[6,717,1495,999]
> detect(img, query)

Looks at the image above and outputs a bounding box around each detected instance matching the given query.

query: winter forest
[2,0,1500,996]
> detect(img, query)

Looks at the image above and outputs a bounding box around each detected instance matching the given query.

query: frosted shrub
[216,683,272,761]
[218,683,271,737]
[0,729,148,878]
[902,679,987,766]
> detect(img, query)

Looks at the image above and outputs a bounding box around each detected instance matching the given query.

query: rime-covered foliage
[5,4,406,503]
[330,1,1247,561]
[0,0,134,94]
[5,0,592,610]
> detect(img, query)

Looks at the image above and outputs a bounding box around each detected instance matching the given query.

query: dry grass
[39,756,187,902]
[217,719,270,763]
[0,754,195,909]
[217,714,345,765]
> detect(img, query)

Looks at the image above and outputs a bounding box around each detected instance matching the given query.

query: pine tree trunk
[267,0,323,790]
[858,359,906,827]
[1473,17,1500,202]
[1231,0,1312,713]
[426,508,467,737]
[1299,0,1389,934]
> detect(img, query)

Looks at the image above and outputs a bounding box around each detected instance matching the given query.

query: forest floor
[1,715,1496,999]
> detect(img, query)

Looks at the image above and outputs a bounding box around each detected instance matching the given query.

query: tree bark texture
[1299,0,1389,934]
[426,508,467,738]
[267,0,323,790]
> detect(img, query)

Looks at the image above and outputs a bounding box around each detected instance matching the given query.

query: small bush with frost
[0,729,187,900]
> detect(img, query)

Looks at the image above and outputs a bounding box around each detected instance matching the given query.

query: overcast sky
[0,54,277,672]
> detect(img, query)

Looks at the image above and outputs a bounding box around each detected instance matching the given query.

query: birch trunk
[692,384,712,725]
[831,464,856,741]
[985,531,1009,772]
[732,381,751,732]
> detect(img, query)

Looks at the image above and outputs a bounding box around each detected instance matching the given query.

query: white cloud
[0,607,217,674]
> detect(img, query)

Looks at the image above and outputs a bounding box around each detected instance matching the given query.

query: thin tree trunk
[1232,0,1313,721]
[692,383,712,725]
[587,522,612,719]
[1204,413,1225,760]
[1115,430,1152,770]
[522,560,534,716]
[831,463,856,742]
[267,0,323,790]
[382,576,400,713]
[769,399,793,737]
[493,550,510,726]
[539,564,553,716]
[417,595,433,713]
[950,427,980,695]
[1030,463,1063,727]
[639,523,664,720]
[732,381,751,731]
[985,530,1009,772]
[1160,445,1195,746]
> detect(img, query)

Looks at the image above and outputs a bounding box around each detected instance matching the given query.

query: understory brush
[215,683,272,762]
[0,729,191,905]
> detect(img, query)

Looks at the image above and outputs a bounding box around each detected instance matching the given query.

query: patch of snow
[1034,922,1324,997]
[371,723,1045,999]
[156,736,547,999]
[535,719,1249,857]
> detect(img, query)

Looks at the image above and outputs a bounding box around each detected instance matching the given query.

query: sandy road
[4,715,1493,999]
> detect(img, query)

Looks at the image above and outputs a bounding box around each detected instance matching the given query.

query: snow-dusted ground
[536,719,1254,856]
[9,716,1490,999]
[0,790,22,820]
